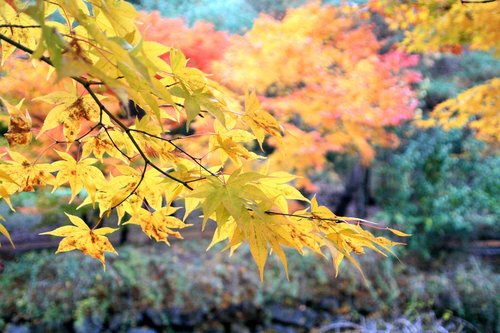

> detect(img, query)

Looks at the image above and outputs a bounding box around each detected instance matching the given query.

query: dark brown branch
[0,24,41,29]
[0,33,53,66]
[264,210,388,229]
[461,0,496,3]
[185,177,207,184]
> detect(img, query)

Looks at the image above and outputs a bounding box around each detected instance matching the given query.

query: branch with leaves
[0,0,408,279]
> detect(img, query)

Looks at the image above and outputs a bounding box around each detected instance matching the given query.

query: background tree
[137,11,230,73]
[367,0,500,257]
[370,0,500,144]
[212,3,421,217]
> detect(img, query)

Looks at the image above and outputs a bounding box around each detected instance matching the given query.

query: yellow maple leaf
[125,207,191,244]
[81,129,134,162]
[0,97,32,146]
[209,130,262,166]
[0,2,39,64]
[40,213,118,269]
[34,86,105,142]
[243,90,283,149]
[2,151,55,192]
[93,0,138,37]
[51,151,106,203]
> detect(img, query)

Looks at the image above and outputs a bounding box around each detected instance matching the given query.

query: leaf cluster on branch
[0,0,408,279]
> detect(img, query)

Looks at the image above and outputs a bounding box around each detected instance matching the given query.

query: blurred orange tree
[0,0,408,279]
[213,2,421,190]
[137,11,230,73]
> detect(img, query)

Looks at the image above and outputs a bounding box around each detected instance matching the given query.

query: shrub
[374,127,500,258]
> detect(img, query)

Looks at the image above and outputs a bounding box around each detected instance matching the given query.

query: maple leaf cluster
[0,0,409,278]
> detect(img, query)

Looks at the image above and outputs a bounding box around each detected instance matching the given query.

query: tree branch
[0,24,41,29]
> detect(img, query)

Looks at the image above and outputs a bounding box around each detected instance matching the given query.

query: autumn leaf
[0,97,32,146]
[93,0,138,37]
[387,228,411,237]
[1,151,55,192]
[81,129,134,162]
[0,2,39,64]
[40,213,118,269]
[34,87,105,142]
[51,151,106,203]
[243,90,283,149]
[125,206,192,244]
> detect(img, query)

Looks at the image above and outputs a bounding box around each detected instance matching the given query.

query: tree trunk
[335,162,371,218]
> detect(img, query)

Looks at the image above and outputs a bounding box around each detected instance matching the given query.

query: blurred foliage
[417,50,500,113]
[133,0,367,33]
[0,189,95,234]
[137,11,230,73]
[372,50,500,258]
[0,242,327,331]
[374,127,500,258]
[135,0,258,33]
[0,241,498,332]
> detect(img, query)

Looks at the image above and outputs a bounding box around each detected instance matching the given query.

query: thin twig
[128,128,218,177]
[462,0,496,3]
[265,211,343,223]
[91,215,105,230]
[111,162,149,210]
[0,24,41,29]
[103,126,132,161]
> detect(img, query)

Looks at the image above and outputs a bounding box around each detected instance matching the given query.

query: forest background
[0,0,498,332]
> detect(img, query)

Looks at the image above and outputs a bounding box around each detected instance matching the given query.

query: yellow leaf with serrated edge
[40,213,118,269]
[34,87,105,142]
[0,98,32,147]
[125,207,191,244]
[3,151,55,192]
[93,0,138,37]
[207,219,237,251]
[51,151,106,203]
[0,3,39,64]
[247,218,268,281]
[244,90,283,149]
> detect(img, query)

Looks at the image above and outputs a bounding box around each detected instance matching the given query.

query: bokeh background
[0,1,499,332]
